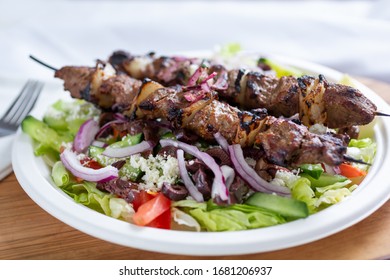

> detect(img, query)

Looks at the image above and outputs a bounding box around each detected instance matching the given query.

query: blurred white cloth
[0,0,389,83]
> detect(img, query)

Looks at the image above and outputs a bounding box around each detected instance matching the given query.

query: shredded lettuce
[172,208,201,232]
[346,138,376,171]
[51,161,134,220]
[315,188,352,207]
[51,161,70,187]
[43,99,100,136]
[109,198,135,220]
[339,74,356,87]
[218,42,242,58]
[258,57,303,78]
[271,170,354,213]
[316,179,352,194]
[290,178,318,214]
[173,200,285,232]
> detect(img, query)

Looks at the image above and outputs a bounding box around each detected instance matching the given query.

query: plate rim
[12,53,390,256]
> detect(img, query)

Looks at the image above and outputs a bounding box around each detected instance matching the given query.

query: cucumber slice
[301,173,347,188]
[299,163,324,179]
[88,145,104,158]
[109,133,143,148]
[245,192,309,220]
[22,116,70,152]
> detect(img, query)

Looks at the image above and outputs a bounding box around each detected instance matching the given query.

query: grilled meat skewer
[108,51,377,129]
[55,62,348,168]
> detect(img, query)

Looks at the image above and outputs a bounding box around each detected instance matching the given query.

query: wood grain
[1,78,389,260]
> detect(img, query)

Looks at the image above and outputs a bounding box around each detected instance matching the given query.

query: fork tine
[14,82,43,125]
[1,80,43,125]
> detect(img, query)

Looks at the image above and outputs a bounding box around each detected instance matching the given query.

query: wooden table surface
[1,78,390,260]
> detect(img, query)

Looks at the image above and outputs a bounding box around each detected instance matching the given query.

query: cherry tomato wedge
[147,208,171,229]
[133,193,171,228]
[339,163,367,178]
[132,190,156,211]
[80,157,103,170]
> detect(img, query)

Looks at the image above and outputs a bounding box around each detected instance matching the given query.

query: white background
[0,0,389,83]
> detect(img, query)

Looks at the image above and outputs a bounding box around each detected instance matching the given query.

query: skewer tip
[343,155,371,166]
[375,111,390,117]
[29,55,58,71]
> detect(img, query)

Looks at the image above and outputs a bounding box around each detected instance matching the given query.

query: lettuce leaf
[43,99,100,136]
[290,177,318,214]
[272,171,318,214]
[258,57,303,77]
[346,138,376,172]
[315,188,352,208]
[173,200,285,232]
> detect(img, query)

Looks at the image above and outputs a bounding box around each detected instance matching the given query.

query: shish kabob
[54,61,348,170]
[106,50,381,130]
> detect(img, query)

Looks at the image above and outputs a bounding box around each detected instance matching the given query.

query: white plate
[12,54,390,256]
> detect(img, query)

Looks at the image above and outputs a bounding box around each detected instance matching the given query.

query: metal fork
[0,80,43,137]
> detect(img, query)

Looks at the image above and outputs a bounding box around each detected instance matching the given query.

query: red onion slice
[228,144,291,196]
[91,140,107,148]
[113,113,127,121]
[102,140,154,158]
[214,132,229,152]
[60,149,118,182]
[187,66,205,87]
[177,149,204,202]
[221,165,235,189]
[73,119,100,153]
[160,139,229,202]
[95,119,126,139]
[322,163,340,175]
[211,70,229,91]
[184,90,206,103]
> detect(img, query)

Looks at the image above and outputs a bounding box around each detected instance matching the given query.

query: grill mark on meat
[235,69,245,93]
[206,124,214,132]
[138,101,155,111]
[167,107,183,126]
[80,83,91,101]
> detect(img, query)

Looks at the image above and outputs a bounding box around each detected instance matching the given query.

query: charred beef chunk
[324,84,376,128]
[55,66,94,100]
[255,117,347,167]
[338,125,360,140]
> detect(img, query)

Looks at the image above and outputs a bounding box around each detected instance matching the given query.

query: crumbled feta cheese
[270,177,286,187]
[128,154,179,192]
[76,153,88,161]
[271,170,300,189]
[62,142,73,150]
[95,153,123,166]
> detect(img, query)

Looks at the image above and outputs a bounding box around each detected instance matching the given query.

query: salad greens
[173,200,285,231]
[258,57,304,77]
